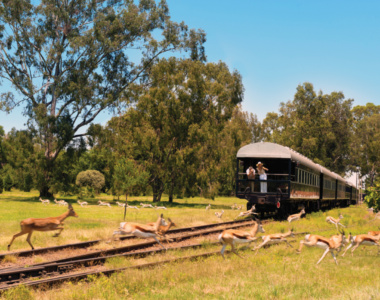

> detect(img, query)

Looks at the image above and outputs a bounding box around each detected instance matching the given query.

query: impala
[234,206,258,220]
[253,229,295,253]
[98,200,111,207]
[116,201,125,207]
[326,213,345,230]
[140,203,154,208]
[342,233,380,257]
[112,214,167,249]
[205,204,211,211]
[8,204,78,251]
[287,208,305,223]
[296,229,346,265]
[39,197,50,205]
[218,220,265,259]
[77,200,88,207]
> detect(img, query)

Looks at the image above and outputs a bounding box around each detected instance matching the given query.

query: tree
[0,175,3,193]
[3,173,13,191]
[0,0,205,196]
[364,182,380,212]
[262,82,353,174]
[76,170,105,197]
[350,103,380,186]
[111,58,243,201]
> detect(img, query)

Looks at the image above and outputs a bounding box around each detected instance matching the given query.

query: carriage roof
[237,142,346,182]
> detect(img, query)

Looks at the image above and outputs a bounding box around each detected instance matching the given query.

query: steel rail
[0,250,221,292]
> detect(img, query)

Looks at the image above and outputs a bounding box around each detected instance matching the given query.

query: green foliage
[111,58,243,201]
[3,173,13,191]
[0,175,3,193]
[0,0,205,196]
[76,170,105,196]
[350,103,380,186]
[113,158,149,200]
[262,82,353,174]
[364,183,380,212]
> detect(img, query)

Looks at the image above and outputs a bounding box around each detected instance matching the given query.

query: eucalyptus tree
[113,58,243,201]
[0,0,205,196]
[263,82,353,174]
[350,103,380,186]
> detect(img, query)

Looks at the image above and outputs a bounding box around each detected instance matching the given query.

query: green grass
[0,190,379,299]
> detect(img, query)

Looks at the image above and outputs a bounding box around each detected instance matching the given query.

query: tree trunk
[168,179,174,203]
[152,180,164,202]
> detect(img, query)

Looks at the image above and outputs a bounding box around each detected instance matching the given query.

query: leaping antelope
[98,200,111,207]
[218,220,265,259]
[326,213,345,230]
[206,204,211,211]
[54,199,67,206]
[234,206,258,220]
[296,229,346,265]
[140,203,154,208]
[127,204,140,210]
[342,233,380,257]
[116,201,126,207]
[39,197,50,205]
[77,200,88,207]
[287,208,305,223]
[368,228,380,237]
[215,210,224,218]
[111,214,167,249]
[253,229,295,253]
[231,203,237,210]
[155,206,167,210]
[8,204,79,250]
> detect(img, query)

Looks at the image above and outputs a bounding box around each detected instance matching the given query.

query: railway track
[0,218,261,292]
[0,218,253,260]
[0,218,359,293]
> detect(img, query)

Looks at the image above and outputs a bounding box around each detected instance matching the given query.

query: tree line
[0,0,379,200]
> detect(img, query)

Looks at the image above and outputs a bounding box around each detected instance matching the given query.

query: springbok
[326,213,345,230]
[287,208,305,223]
[8,204,78,250]
[253,229,295,253]
[215,210,224,219]
[77,200,88,207]
[296,229,346,265]
[112,214,167,249]
[206,204,211,211]
[368,228,380,237]
[116,201,126,207]
[127,204,140,210]
[39,197,50,205]
[218,220,265,259]
[155,206,167,210]
[140,203,154,208]
[98,200,111,207]
[342,233,380,257]
[234,206,258,220]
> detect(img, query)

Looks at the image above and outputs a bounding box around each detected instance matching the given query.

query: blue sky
[1,0,379,133]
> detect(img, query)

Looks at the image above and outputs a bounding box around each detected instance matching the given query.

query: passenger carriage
[235,142,358,217]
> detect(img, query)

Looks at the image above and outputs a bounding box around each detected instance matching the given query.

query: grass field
[0,190,379,300]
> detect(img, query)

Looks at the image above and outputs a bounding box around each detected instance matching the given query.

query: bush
[76,170,105,196]
[3,174,13,191]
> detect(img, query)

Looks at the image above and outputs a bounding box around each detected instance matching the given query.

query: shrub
[3,173,13,191]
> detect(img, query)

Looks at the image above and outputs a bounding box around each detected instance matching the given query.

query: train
[235,142,359,217]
